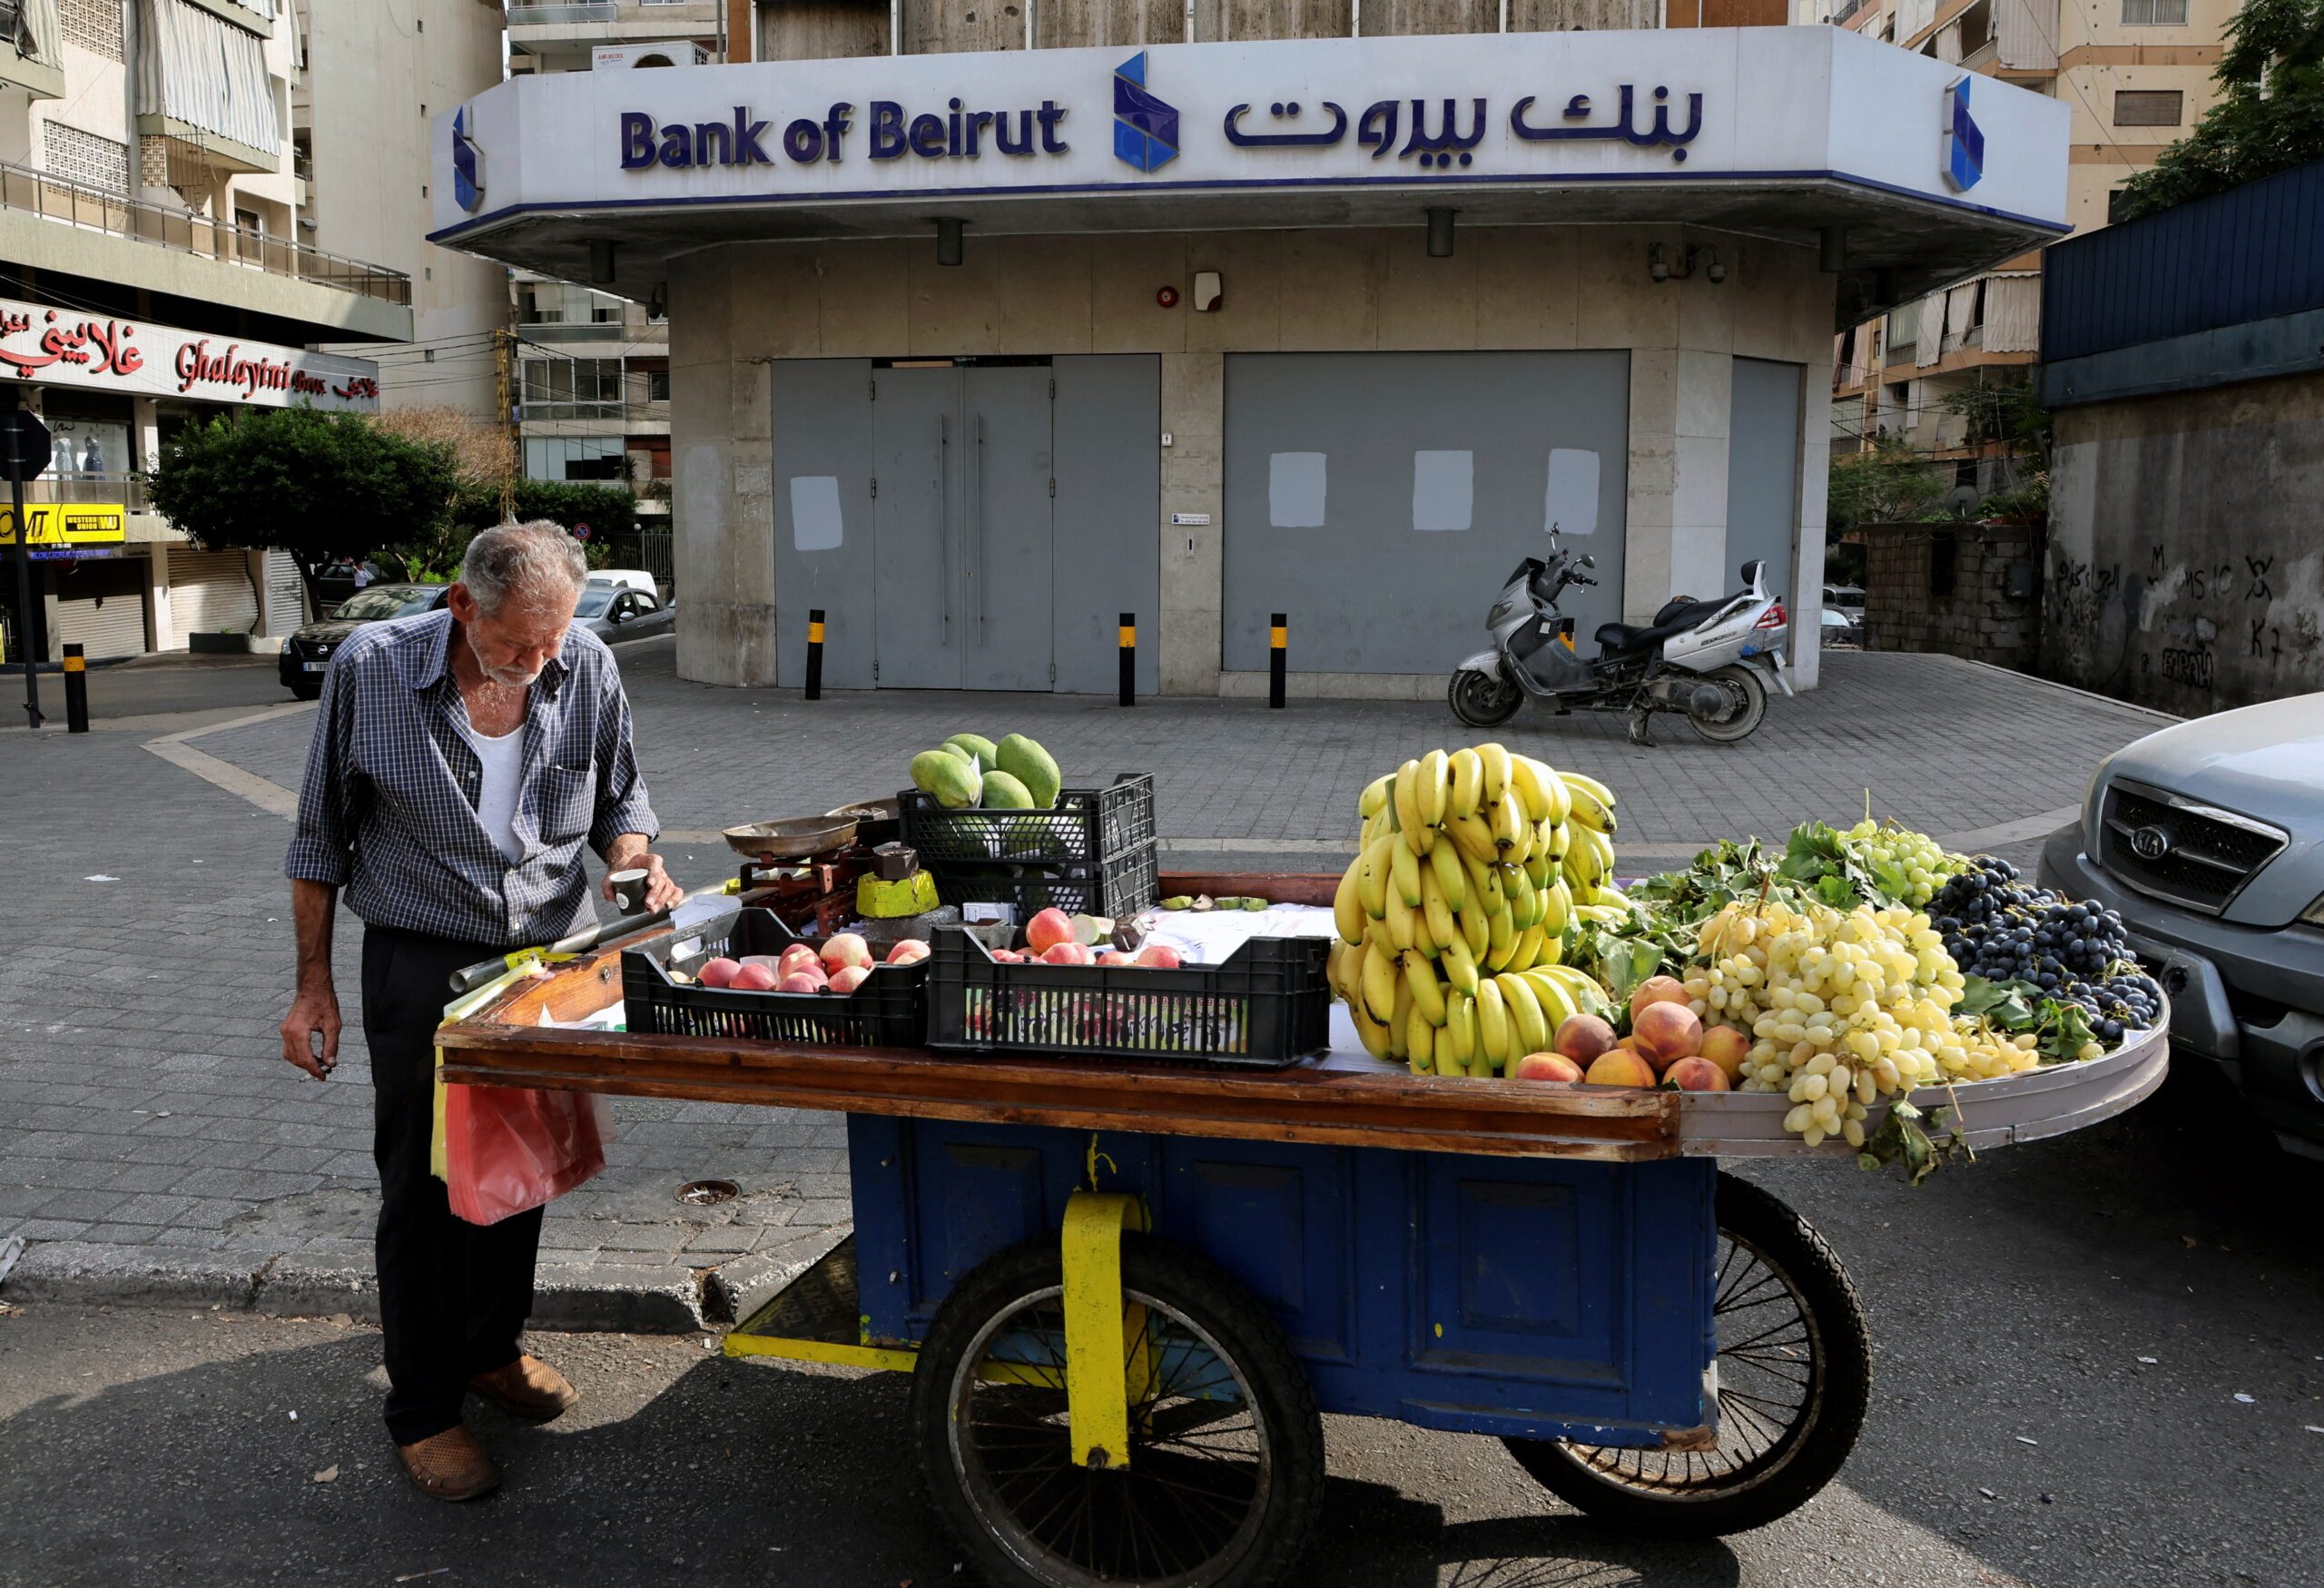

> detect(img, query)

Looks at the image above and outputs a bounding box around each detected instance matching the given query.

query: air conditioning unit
[592,41,711,70]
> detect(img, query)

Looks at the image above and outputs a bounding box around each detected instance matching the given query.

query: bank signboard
[431,27,2069,242]
[0,504,127,547]
[0,297,381,413]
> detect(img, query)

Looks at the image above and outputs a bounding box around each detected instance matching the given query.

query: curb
[0,1227,850,1335]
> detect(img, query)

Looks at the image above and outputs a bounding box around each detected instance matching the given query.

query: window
[41,122,129,194]
[2107,186,2135,223]
[61,0,124,63]
[2113,90,2183,126]
[518,358,625,419]
[646,369,670,401]
[2121,0,2186,22]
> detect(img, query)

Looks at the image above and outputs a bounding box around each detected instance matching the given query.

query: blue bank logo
[1942,75,1984,193]
[451,104,486,212]
[1112,53,1178,173]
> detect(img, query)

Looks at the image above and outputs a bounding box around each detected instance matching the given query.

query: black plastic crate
[622,909,926,1047]
[924,925,1332,1070]
[900,773,1157,865]
[929,843,1159,922]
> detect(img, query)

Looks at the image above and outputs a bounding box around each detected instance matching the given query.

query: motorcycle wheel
[1687,666,1768,745]
[1449,665,1523,728]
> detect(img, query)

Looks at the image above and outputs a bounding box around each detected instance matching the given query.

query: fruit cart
[435,873,2169,1588]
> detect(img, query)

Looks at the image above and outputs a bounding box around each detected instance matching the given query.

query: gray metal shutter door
[1051,356,1160,695]
[54,563,149,659]
[1220,351,1630,675]
[768,360,876,690]
[1726,359,1805,604]
[263,549,307,632]
[168,546,259,636]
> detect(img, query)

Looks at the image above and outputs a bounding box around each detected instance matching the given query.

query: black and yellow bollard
[1118,613,1135,707]
[63,642,87,734]
[803,608,825,701]
[1268,613,1287,710]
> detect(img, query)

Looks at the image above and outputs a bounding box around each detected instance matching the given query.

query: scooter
[1448,533,1795,745]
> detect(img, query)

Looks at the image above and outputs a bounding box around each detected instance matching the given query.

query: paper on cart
[1140,902,1337,965]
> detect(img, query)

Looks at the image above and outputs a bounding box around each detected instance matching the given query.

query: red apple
[828,964,871,993]
[1514,1051,1586,1083]
[730,962,780,991]
[1026,907,1076,956]
[1133,942,1181,970]
[697,957,741,989]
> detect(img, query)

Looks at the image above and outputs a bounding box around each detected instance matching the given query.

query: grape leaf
[1856,1100,1968,1186]
[1958,975,2041,1030]
[2034,999,2099,1064]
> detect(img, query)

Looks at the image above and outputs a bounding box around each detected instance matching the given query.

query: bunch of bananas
[1325,744,1627,1076]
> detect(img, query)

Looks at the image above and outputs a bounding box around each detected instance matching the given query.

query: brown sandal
[397,1425,500,1502]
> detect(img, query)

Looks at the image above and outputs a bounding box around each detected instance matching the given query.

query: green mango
[944,734,1000,774]
[911,749,982,809]
[995,733,1062,809]
[980,770,1035,808]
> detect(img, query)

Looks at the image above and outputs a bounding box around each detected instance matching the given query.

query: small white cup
[610,868,651,914]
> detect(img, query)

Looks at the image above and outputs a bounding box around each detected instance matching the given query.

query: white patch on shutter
[1267,452,1326,528]
[1411,450,1473,532]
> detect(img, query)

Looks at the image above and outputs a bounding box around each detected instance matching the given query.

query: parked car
[586,568,660,601]
[279,583,448,699]
[2041,694,2324,1157]
[310,557,399,616]
[574,581,675,644]
[1819,607,1861,648]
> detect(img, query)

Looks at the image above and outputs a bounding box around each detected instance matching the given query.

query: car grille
[2099,781,2286,915]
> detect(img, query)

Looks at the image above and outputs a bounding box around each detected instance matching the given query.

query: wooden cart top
[435,875,1682,1163]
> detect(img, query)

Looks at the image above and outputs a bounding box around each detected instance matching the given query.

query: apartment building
[0,0,409,664]
[505,2,748,521]
[1821,0,2231,469]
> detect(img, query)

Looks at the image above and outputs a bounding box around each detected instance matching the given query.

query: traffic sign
[0,409,51,479]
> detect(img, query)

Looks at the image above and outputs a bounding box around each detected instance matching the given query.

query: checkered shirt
[286,609,660,949]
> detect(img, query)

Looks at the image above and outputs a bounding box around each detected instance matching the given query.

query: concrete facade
[1857,518,2042,668]
[665,223,1837,697]
[2043,373,2324,715]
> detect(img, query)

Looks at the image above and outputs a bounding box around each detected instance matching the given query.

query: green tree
[1827,439,1948,533]
[1936,379,2051,522]
[2113,0,2324,220]
[448,478,638,572]
[146,407,459,608]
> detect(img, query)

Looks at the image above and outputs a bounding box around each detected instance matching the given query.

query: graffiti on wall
[2046,538,2324,712]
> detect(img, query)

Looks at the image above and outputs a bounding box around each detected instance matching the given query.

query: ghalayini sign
[430,27,2069,242]
[0,296,380,412]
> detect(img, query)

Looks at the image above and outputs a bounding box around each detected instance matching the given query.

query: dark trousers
[362,926,545,1445]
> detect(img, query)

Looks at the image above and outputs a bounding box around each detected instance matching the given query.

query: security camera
[1708,258,1728,284]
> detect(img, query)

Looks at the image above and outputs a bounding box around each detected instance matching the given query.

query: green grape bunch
[1841,818,1958,909]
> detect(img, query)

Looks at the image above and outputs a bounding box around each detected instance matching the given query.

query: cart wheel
[1503,1172,1871,1537]
[910,1233,1325,1588]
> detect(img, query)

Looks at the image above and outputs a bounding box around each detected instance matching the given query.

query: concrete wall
[668,223,1836,695]
[1859,520,2043,669]
[2043,371,2324,715]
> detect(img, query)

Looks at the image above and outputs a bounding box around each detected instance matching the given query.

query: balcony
[24,473,153,510]
[507,3,618,23]
[0,158,409,307]
[519,318,625,342]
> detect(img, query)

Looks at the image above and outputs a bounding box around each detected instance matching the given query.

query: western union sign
[0,504,128,546]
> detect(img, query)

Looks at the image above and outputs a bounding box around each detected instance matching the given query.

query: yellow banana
[1440,930,1481,997]
[1403,951,1448,1027]
[1541,820,1572,862]
[1497,972,1549,1056]
[1361,810,1386,850]
[1443,991,1477,1075]
[1537,876,1572,934]
[1462,849,1503,913]
[1476,743,1513,808]
[1353,999,1394,1060]
[1406,1002,1435,1075]
[1521,967,1580,1035]
[1474,978,1511,1068]
[1532,931,1565,969]
[1393,760,1430,854]
[1541,963,1612,1016]
[1428,839,1468,913]
[1504,863,1539,932]
[1490,790,1526,856]
[1420,866,1459,955]
[1562,769,1617,810]
[1447,812,1498,864]
[1510,922,1545,975]
[1417,749,1449,830]
[1356,942,1396,1022]
[1391,841,1423,911]
[1357,833,1395,919]
[1567,783,1618,836]
[1334,863,1367,945]
[1391,974,1413,1060]
[1459,891,1492,959]
[1523,847,1553,890]
[1358,773,1395,820]
[1326,940,1352,1002]
[1448,748,1484,821]
[1514,755,1572,826]
[1384,881,1419,953]
[1485,902,1519,972]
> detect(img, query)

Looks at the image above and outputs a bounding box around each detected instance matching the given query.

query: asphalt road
[5,1060,2319,1588]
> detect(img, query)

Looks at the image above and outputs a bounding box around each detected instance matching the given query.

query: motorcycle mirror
[1578,554,1597,568]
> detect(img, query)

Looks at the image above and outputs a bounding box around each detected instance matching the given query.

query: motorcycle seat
[1594,597,1726,656]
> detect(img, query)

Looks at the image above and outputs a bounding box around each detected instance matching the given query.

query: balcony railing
[0,159,410,307]
[519,319,625,341]
[507,2,618,23]
[25,473,153,510]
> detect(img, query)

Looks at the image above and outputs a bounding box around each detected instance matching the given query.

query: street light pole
[0,408,52,730]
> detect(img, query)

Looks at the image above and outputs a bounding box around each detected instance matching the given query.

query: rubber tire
[1448,666,1523,729]
[1686,665,1768,745]
[911,1232,1327,1588]
[289,682,322,702]
[1502,1173,1872,1538]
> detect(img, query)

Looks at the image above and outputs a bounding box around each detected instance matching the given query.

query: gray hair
[462,519,587,616]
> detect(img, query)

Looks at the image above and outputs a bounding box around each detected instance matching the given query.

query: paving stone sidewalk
[0,647,2171,1327]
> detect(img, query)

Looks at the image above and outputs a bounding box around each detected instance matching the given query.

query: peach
[989,949,1024,963]
[1583,1050,1659,1088]
[1632,1001,1705,1071]
[778,944,822,978]
[1553,1013,1617,1065]
[697,957,741,989]
[1699,1024,1750,1082]
[1629,975,1691,1024]
[1664,1055,1731,1092]
[820,932,873,972]
[730,962,780,991]
[828,964,872,994]
[1514,1051,1586,1083]
[1134,942,1182,970]
[1026,907,1077,956]
[777,971,823,993]
[1040,942,1087,966]
[1096,951,1136,967]
[886,939,931,965]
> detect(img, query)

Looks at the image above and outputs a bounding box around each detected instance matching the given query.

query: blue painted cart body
[846,1114,1721,1446]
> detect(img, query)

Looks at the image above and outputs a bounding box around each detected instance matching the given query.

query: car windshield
[574,589,615,617]
[336,587,441,619]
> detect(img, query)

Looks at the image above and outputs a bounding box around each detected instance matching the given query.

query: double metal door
[872,364,1054,691]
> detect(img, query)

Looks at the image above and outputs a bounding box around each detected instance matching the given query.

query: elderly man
[278,520,682,1502]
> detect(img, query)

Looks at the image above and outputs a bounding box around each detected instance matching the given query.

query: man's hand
[281,981,341,1080]
[604,839,684,912]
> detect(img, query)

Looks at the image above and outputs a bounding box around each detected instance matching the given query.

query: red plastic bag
[442,1084,614,1226]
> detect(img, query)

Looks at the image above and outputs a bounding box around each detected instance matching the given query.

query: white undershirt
[464,723,526,864]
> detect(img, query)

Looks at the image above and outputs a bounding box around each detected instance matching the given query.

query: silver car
[572,582,675,643]
[2041,693,2324,1156]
